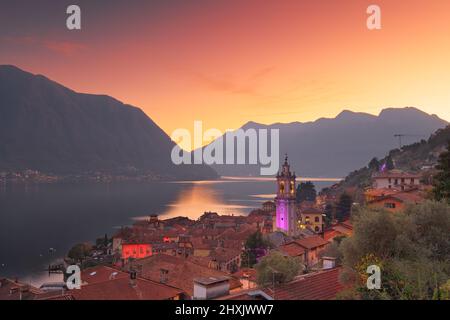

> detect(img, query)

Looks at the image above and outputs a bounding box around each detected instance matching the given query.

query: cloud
[191,66,275,97]
[42,40,87,57]
[3,36,87,57]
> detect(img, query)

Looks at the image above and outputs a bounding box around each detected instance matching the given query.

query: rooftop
[70,276,183,300]
[194,276,229,286]
[262,268,344,300]
[132,254,242,296]
[295,235,329,250]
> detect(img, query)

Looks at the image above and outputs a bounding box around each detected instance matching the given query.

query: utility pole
[268,266,280,300]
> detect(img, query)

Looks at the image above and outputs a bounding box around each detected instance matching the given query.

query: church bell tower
[275,155,298,236]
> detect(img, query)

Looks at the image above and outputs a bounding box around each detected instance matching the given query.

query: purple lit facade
[275,155,299,236]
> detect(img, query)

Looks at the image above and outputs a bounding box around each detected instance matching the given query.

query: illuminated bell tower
[275,155,298,236]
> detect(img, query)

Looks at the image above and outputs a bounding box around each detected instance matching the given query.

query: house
[323,220,353,241]
[294,236,329,267]
[279,235,329,268]
[372,170,422,191]
[121,243,152,260]
[279,241,306,260]
[232,268,258,290]
[299,207,324,233]
[193,276,231,300]
[208,247,242,273]
[191,237,218,257]
[367,190,425,212]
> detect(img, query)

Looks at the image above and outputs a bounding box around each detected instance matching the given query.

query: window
[411,178,415,184]
[384,203,396,209]
[315,226,320,232]
[315,217,320,223]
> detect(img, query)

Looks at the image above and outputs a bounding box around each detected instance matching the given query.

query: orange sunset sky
[1,0,449,140]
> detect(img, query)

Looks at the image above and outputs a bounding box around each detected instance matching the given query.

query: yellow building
[299,207,324,234]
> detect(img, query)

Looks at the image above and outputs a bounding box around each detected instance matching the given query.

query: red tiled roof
[232,268,257,282]
[0,278,42,300]
[81,265,128,285]
[295,236,329,250]
[323,230,340,241]
[210,247,242,263]
[70,277,183,300]
[300,207,323,214]
[279,242,306,257]
[368,191,425,205]
[133,254,242,296]
[262,268,344,300]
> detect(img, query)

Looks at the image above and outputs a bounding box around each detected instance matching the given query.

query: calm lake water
[0,177,337,286]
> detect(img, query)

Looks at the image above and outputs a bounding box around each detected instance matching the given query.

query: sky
[1,0,449,139]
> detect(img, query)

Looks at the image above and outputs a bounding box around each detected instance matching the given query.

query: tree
[241,230,271,268]
[339,202,450,300]
[368,157,380,171]
[68,243,93,263]
[324,203,334,227]
[255,251,301,286]
[296,181,317,203]
[433,140,450,202]
[335,193,353,222]
[385,155,395,170]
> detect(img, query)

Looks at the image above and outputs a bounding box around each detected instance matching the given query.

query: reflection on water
[0,177,337,285]
[161,184,252,219]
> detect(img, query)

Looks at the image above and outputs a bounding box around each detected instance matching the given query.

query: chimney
[322,256,337,270]
[160,268,169,284]
[129,270,137,287]
[193,277,230,300]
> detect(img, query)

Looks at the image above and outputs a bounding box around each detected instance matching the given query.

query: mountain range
[0,65,217,180]
[1,65,448,181]
[207,108,448,178]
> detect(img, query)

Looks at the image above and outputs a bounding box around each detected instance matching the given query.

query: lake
[0,177,338,286]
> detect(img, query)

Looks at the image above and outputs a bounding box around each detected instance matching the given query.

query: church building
[274,155,299,236]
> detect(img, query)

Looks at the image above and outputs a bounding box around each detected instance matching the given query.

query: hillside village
[1,126,450,300]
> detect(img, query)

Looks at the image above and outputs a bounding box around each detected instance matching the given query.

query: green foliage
[433,140,450,202]
[296,181,317,203]
[340,201,450,300]
[241,230,272,268]
[385,155,395,170]
[68,243,93,263]
[335,193,353,222]
[324,203,334,227]
[368,157,380,171]
[255,251,301,286]
[319,240,343,265]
